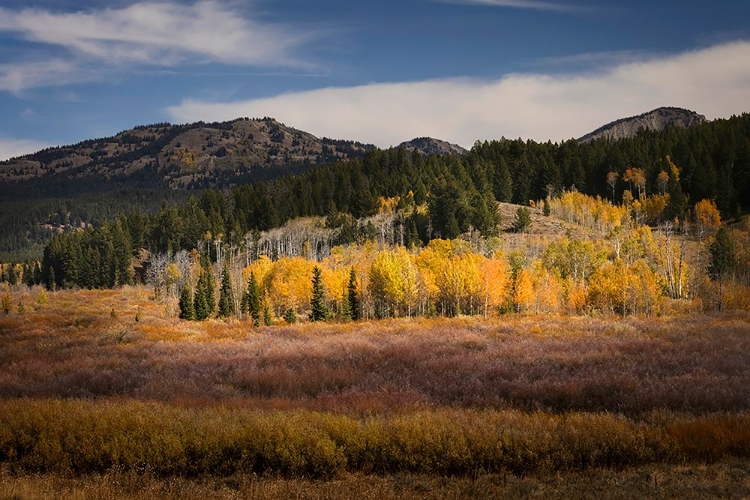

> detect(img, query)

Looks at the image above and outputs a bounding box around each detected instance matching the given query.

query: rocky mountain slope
[577,107,706,143]
[398,137,467,156]
[0,117,373,191]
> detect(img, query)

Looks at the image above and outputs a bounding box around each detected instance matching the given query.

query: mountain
[0,117,374,194]
[577,107,707,144]
[398,137,467,156]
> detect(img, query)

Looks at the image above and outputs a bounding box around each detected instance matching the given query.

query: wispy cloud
[531,50,653,69]
[0,1,317,92]
[166,40,750,148]
[0,138,54,161]
[0,59,90,94]
[435,0,584,12]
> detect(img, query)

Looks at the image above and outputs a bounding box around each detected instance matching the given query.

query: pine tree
[283,308,297,324]
[310,266,329,321]
[262,294,273,326]
[179,285,195,320]
[217,260,234,318]
[1,291,11,315]
[47,267,56,292]
[203,260,215,315]
[512,207,532,233]
[194,260,215,320]
[346,268,360,321]
[495,157,513,202]
[7,265,17,287]
[243,272,261,326]
[193,273,210,320]
[709,227,734,311]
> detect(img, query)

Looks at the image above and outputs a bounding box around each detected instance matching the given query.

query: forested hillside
[3,112,750,320]
[2,112,749,261]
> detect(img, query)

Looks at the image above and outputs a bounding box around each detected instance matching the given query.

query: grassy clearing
[1,288,749,415]
[1,287,749,495]
[1,461,750,500]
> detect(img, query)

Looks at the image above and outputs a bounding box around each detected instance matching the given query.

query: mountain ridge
[577,107,706,143]
[0,117,374,191]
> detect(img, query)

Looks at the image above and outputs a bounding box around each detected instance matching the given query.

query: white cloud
[435,0,582,12]
[0,1,314,92]
[0,59,91,94]
[166,40,750,148]
[0,138,54,162]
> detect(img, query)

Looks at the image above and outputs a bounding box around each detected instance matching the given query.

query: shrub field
[1,286,749,497]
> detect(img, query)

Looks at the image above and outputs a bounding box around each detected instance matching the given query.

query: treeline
[5,194,750,318]
[90,112,750,253]
[3,113,750,262]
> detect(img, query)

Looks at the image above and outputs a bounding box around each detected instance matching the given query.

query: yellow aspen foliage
[414,239,455,302]
[320,265,348,307]
[623,167,647,198]
[437,251,481,316]
[621,225,655,265]
[265,257,315,315]
[653,225,689,300]
[242,255,273,289]
[549,191,627,234]
[588,260,662,316]
[627,259,663,315]
[657,170,669,195]
[513,268,535,314]
[642,194,670,222]
[587,260,628,315]
[694,199,721,240]
[478,253,510,317]
[530,261,561,314]
[368,246,418,318]
[562,276,588,315]
[542,238,606,285]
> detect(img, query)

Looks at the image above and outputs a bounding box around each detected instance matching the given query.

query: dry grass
[1,287,750,494]
[1,288,749,415]
[0,399,748,479]
[1,461,749,500]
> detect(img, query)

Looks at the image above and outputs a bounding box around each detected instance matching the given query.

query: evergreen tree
[243,272,261,326]
[709,227,734,311]
[512,207,532,233]
[194,260,215,320]
[310,266,329,321]
[283,308,297,324]
[23,263,35,288]
[7,265,17,286]
[47,266,56,292]
[178,285,195,320]
[262,294,273,326]
[347,268,360,321]
[494,157,513,202]
[112,220,133,286]
[217,260,234,318]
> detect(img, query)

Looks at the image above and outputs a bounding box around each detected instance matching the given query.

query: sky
[1,0,750,160]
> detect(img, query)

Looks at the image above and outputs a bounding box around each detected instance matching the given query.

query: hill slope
[398,137,467,156]
[577,107,706,143]
[0,117,373,193]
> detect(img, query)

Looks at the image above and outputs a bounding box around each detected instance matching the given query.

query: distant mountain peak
[398,137,467,156]
[577,107,706,144]
[0,117,375,190]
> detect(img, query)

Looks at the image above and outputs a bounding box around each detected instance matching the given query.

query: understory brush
[0,400,749,479]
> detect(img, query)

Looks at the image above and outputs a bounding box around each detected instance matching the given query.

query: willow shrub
[1,399,748,478]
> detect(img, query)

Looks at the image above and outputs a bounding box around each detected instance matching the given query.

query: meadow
[1,286,749,497]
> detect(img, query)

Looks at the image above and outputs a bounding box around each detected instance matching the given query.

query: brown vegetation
[1,288,750,415]
[1,286,749,495]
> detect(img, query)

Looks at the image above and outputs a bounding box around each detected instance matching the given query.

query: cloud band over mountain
[167,40,750,148]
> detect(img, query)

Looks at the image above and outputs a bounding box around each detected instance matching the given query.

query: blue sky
[1,0,750,159]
